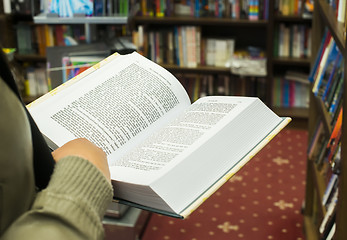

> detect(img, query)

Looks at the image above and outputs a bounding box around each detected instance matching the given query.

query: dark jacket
[0,50,112,239]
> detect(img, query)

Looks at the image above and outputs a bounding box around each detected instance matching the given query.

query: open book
[27,52,291,219]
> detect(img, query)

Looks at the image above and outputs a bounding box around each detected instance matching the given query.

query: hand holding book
[28,52,291,218]
[52,138,110,181]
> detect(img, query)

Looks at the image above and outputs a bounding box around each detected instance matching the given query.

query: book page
[155,97,283,213]
[28,52,191,165]
[111,96,276,183]
[111,96,285,214]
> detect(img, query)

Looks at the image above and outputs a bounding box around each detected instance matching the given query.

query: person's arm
[1,139,113,240]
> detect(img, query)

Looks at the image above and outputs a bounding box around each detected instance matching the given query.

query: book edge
[179,116,292,218]
[114,198,184,219]
[114,117,291,219]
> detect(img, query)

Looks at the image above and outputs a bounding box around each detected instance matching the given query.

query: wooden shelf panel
[304,215,320,240]
[311,162,328,216]
[23,96,40,104]
[131,16,268,27]
[14,54,46,62]
[274,15,313,23]
[272,57,311,66]
[272,106,309,118]
[314,96,332,134]
[34,13,128,24]
[161,64,231,74]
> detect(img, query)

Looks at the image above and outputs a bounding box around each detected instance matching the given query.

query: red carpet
[141,129,308,240]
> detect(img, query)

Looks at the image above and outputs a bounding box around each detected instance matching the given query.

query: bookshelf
[269,1,313,122]
[132,16,268,102]
[129,0,312,121]
[0,0,132,102]
[303,0,347,239]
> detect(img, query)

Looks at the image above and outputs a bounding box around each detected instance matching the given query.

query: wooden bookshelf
[268,1,312,124]
[130,0,312,120]
[3,1,314,121]
[303,0,347,239]
[315,0,346,55]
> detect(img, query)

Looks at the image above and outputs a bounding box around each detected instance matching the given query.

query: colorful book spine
[249,0,259,20]
[308,31,331,82]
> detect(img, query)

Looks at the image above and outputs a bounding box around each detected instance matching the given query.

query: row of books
[15,23,128,56]
[307,107,342,238]
[321,107,342,239]
[307,107,341,238]
[308,106,342,170]
[275,0,303,16]
[133,25,236,68]
[273,23,312,59]
[175,73,267,102]
[274,0,313,17]
[21,54,106,97]
[307,28,345,240]
[39,0,132,17]
[60,55,104,83]
[308,31,344,171]
[327,0,346,24]
[136,0,269,20]
[319,169,338,239]
[94,0,131,16]
[16,23,87,56]
[310,31,344,119]
[272,71,310,108]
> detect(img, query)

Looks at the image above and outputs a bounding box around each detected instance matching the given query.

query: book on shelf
[320,186,338,235]
[309,30,344,118]
[24,66,50,97]
[322,52,343,102]
[272,73,310,108]
[336,0,347,24]
[61,55,104,83]
[27,51,291,219]
[16,23,36,55]
[133,25,235,69]
[321,173,338,208]
[326,66,344,116]
[39,0,131,17]
[312,38,339,96]
[325,222,336,240]
[275,23,312,59]
[176,73,268,103]
[308,30,331,83]
[307,118,328,165]
[277,0,304,16]
[326,107,343,163]
[303,0,314,18]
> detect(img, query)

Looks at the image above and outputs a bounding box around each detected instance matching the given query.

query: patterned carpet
[141,129,308,240]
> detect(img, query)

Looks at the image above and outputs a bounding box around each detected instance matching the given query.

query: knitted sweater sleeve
[1,156,113,240]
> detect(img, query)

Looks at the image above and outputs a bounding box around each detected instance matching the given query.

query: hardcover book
[28,51,291,218]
